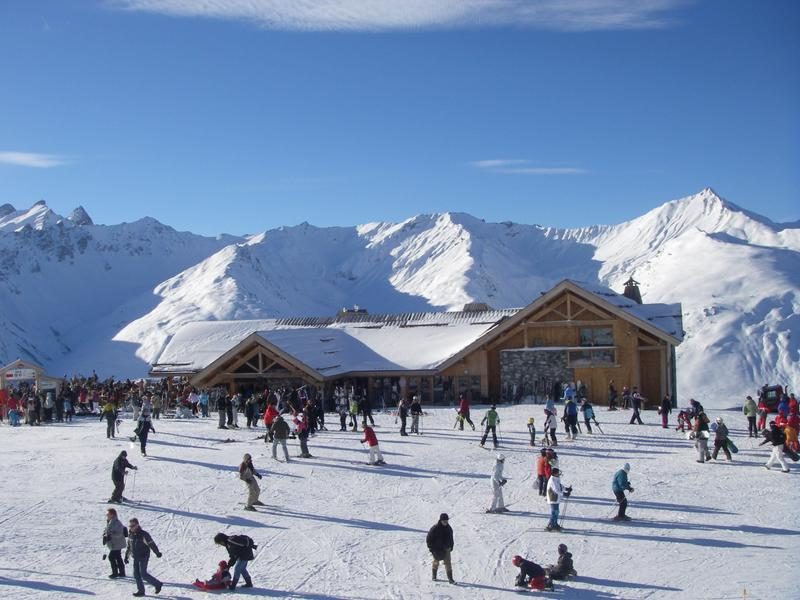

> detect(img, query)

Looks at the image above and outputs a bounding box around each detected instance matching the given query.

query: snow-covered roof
[151,308,517,376]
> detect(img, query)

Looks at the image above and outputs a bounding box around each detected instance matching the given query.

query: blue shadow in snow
[132,501,284,530]
[269,506,424,534]
[0,576,94,595]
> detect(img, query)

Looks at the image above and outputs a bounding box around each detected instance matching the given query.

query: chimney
[623,277,642,304]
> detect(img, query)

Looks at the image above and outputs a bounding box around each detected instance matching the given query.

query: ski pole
[496,424,502,446]
[559,496,570,528]
[131,469,137,501]
[593,418,604,434]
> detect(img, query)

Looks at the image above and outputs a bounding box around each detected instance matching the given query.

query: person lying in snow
[545,544,577,580]
[192,561,232,590]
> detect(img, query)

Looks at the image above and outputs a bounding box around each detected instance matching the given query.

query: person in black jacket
[125,518,162,596]
[214,532,256,590]
[426,513,455,584]
[110,451,137,503]
[133,416,155,456]
[546,544,576,580]
[512,555,550,590]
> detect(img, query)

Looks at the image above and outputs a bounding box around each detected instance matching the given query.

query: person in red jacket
[457,393,475,431]
[756,398,769,431]
[262,400,279,443]
[361,422,385,465]
[535,449,549,497]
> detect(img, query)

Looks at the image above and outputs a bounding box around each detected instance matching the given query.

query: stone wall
[500,349,572,403]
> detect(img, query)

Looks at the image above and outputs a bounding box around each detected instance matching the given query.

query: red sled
[192,580,228,591]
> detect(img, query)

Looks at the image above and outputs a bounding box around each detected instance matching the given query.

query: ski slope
[1,404,796,599]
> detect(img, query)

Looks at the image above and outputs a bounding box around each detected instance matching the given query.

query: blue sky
[1,0,798,236]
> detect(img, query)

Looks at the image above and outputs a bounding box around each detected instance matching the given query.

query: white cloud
[109,0,690,32]
[0,152,70,168]
[471,159,587,175]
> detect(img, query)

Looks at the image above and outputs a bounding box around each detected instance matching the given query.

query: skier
[110,451,137,503]
[607,380,618,410]
[217,394,228,429]
[124,517,163,597]
[426,513,455,584]
[214,532,256,590]
[611,463,634,521]
[101,402,117,439]
[349,396,360,431]
[692,410,712,463]
[711,417,733,461]
[480,405,500,449]
[133,415,155,456]
[535,448,549,497]
[545,544,577,580]
[410,395,423,434]
[457,393,475,431]
[239,453,264,511]
[398,397,409,436]
[270,413,291,462]
[263,399,279,442]
[742,395,757,437]
[563,396,579,439]
[361,422,385,465]
[103,507,127,579]
[760,421,790,472]
[335,389,349,431]
[659,395,672,429]
[193,560,232,590]
[230,393,240,428]
[511,555,550,591]
[544,409,557,447]
[487,454,508,513]
[579,399,594,434]
[629,388,645,424]
[292,412,313,458]
[360,395,375,427]
[527,417,536,446]
[545,467,571,531]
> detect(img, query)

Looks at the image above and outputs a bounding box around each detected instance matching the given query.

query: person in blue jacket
[611,463,634,521]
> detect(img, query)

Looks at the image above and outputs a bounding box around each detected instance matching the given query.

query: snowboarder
[545,544,577,580]
[239,453,264,511]
[760,421,790,472]
[629,388,645,424]
[545,467,571,531]
[480,405,500,448]
[527,417,536,446]
[487,454,508,513]
[214,532,256,590]
[270,414,291,462]
[361,422,385,465]
[544,409,557,447]
[457,393,475,431]
[512,555,551,591]
[103,507,127,579]
[124,517,163,597]
[711,417,733,461]
[426,513,455,584]
[611,463,634,521]
[110,451,137,503]
[659,395,672,429]
[410,396,423,434]
[193,560,232,590]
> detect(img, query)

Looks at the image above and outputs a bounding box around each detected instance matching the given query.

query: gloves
[501,479,508,486]
[102,534,109,545]
[252,544,258,550]
[629,487,634,493]
[155,551,162,558]
[564,486,573,498]
[133,466,138,470]
[256,473,262,480]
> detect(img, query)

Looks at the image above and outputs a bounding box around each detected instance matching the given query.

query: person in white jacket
[488,454,508,513]
[545,467,571,531]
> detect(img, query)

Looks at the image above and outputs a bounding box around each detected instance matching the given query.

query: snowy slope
[1,190,797,407]
[0,405,797,599]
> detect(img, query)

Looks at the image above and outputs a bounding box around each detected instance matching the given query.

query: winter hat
[496,454,505,462]
[214,533,228,545]
[243,453,251,461]
[512,555,523,567]
[558,544,567,554]
[540,448,547,456]
[623,463,631,473]
[491,404,496,410]
[439,513,450,522]
[716,417,724,424]
[551,467,560,475]
[120,450,127,457]
[219,560,228,568]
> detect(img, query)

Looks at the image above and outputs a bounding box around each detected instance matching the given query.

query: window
[579,327,614,347]
[569,349,616,367]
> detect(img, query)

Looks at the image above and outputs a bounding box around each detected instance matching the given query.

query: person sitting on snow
[193,560,232,590]
[546,544,577,580]
[512,555,551,590]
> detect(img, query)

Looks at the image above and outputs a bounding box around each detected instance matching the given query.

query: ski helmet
[540,448,547,456]
[551,467,560,475]
[497,454,505,462]
[512,555,523,567]
[716,417,724,424]
[219,560,228,568]
[623,463,630,473]
[558,544,567,554]
[243,453,251,461]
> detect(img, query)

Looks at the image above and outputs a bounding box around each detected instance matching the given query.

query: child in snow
[579,399,594,434]
[544,409,557,447]
[785,412,799,452]
[546,544,577,580]
[193,561,232,590]
[535,449,549,497]
[512,555,550,590]
[291,412,313,458]
[676,408,692,432]
[488,454,508,513]
[361,422,385,465]
[239,453,263,511]
[527,417,536,446]
[545,467,571,532]
[479,405,500,449]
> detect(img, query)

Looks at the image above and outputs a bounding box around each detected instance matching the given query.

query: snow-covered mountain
[1,189,797,407]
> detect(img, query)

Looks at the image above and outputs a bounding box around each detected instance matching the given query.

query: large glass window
[579,327,614,346]
[569,349,616,367]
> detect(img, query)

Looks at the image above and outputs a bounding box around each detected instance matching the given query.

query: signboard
[4,368,37,381]
[39,381,57,390]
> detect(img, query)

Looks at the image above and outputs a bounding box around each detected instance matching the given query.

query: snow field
[1,404,797,599]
